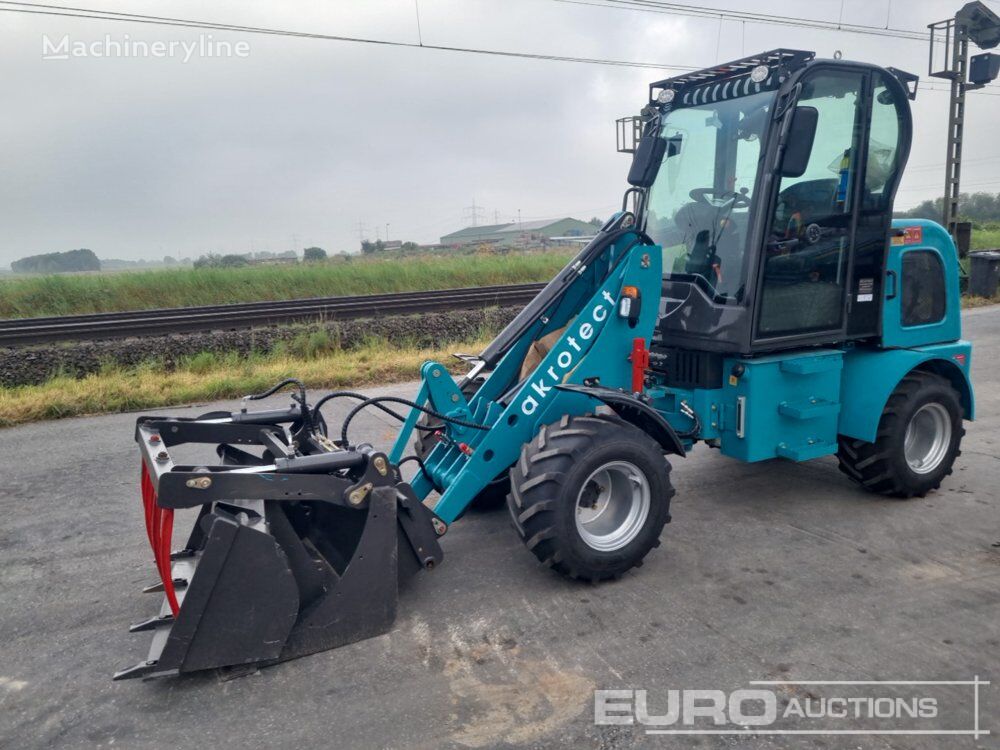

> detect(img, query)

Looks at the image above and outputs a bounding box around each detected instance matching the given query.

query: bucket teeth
[129,614,174,633]
[142,578,188,594]
[112,660,172,682]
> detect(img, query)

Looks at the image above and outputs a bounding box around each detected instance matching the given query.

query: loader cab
[641,50,914,356]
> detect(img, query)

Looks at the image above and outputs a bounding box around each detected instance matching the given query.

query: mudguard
[556,383,686,456]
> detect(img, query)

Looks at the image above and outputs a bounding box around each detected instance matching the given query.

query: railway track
[0,282,545,346]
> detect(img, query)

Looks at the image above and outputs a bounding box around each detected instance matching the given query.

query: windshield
[645,89,775,301]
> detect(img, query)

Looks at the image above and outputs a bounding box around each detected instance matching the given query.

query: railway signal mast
[928,1,1000,250]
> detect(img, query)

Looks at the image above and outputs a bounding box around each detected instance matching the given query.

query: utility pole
[463,198,485,227]
[928,1,1000,250]
[386,223,390,242]
[357,221,367,243]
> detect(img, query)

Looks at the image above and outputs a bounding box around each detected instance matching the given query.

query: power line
[554,0,935,42]
[0,1,695,71]
[4,0,998,97]
[8,0,1000,98]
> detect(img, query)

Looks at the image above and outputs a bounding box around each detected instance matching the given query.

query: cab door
[847,71,909,338]
[753,68,867,347]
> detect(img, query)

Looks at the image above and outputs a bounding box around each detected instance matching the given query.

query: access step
[777,398,840,420]
[775,440,837,462]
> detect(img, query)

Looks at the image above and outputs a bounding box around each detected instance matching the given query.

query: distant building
[440,217,596,248]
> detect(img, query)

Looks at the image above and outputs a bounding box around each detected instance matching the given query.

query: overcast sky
[1,0,997,265]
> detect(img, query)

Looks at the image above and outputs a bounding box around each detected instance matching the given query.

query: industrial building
[439,217,596,247]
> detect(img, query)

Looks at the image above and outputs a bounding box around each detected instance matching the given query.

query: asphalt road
[1,308,998,750]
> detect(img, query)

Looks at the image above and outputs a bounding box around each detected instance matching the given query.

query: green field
[3,229,999,321]
[0,250,574,318]
[972,227,1000,251]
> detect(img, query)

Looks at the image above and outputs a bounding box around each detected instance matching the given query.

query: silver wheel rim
[575,460,651,552]
[904,402,952,475]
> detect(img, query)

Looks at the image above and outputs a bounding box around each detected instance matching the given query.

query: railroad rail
[0,283,545,346]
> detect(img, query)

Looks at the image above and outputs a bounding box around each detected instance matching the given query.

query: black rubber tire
[412,378,509,510]
[837,371,964,498]
[507,413,673,582]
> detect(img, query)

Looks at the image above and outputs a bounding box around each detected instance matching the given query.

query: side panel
[718,349,844,462]
[882,219,961,348]
[838,341,974,442]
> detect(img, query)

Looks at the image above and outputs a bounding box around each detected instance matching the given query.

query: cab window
[848,72,907,337]
[758,70,864,337]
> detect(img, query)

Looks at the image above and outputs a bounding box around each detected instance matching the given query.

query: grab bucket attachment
[115,408,444,680]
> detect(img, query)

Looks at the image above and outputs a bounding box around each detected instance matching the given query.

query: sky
[0,0,998,266]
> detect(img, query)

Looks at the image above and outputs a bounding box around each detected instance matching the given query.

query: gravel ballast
[0,306,520,388]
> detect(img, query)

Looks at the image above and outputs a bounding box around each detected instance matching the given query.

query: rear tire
[837,371,964,498]
[508,414,673,581]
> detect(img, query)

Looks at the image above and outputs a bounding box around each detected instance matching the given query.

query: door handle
[885,269,898,300]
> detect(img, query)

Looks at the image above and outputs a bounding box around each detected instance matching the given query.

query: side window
[758,71,864,337]
[863,74,904,210]
[848,72,906,337]
[901,251,946,326]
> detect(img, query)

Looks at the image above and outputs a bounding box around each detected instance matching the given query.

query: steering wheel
[689,188,750,210]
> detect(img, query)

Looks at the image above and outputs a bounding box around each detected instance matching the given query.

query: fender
[556,384,686,457]
[839,341,974,443]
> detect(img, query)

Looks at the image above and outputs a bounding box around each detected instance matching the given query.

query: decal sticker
[903,225,923,244]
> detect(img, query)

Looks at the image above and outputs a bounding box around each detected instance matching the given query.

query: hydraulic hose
[340,396,490,447]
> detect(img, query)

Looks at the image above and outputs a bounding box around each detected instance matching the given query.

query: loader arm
[401,224,665,522]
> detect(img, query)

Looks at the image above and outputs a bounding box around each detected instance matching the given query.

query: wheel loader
[116,49,974,680]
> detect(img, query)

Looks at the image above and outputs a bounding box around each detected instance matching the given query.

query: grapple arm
[117,404,444,680]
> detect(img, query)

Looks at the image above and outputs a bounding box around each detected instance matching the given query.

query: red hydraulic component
[629,337,650,395]
[140,462,179,616]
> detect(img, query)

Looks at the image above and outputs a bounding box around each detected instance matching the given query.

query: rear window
[901,250,945,327]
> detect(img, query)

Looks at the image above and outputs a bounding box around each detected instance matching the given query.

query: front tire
[508,414,673,581]
[837,371,964,498]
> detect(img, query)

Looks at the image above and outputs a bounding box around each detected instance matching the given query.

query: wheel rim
[904,402,952,475]
[575,461,651,552]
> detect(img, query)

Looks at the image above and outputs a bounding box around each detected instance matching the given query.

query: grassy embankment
[0,332,493,427]
[0,249,574,318]
[0,250,574,426]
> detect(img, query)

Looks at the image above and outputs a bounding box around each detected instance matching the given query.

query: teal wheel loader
[117,49,974,680]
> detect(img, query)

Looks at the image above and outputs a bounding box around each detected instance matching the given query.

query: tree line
[900,191,1000,225]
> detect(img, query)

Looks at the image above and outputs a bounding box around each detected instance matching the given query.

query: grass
[0,335,490,428]
[0,249,574,318]
[971,228,1000,251]
[963,294,1000,308]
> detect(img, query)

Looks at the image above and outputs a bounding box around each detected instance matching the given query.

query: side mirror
[779,105,818,178]
[627,133,667,188]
